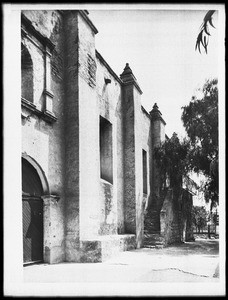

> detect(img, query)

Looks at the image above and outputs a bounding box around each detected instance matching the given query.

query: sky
[88,7,220,138]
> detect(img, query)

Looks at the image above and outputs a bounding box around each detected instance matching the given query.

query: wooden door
[23,196,43,263]
[22,158,43,264]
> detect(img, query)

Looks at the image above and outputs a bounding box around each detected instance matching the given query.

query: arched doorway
[22,156,48,264]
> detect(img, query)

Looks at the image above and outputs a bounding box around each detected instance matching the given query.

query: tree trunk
[208,225,211,239]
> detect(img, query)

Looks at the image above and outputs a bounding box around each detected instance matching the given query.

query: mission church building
[21,9,195,265]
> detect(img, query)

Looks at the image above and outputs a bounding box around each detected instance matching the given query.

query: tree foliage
[154,133,190,192]
[195,10,216,54]
[154,79,218,209]
[192,206,209,233]
[181,78,218,207]
[212,210,219,226]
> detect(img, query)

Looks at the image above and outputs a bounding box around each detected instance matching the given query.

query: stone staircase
[144,206,165,249]
[143,232,165,249]
[144,208,160,231]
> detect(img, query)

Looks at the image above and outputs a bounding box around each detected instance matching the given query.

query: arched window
[21,43,34,102]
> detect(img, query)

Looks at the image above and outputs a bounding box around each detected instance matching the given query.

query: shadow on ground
[23,238,220,284]
[141,238,219,256]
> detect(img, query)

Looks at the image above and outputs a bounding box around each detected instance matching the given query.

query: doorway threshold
[23,260,43,267]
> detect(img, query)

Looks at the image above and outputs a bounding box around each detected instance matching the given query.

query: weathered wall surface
[120,62,145,248]
[150,117,166,203]
[134,87,145,248]
[122,83,136,234]
[77,12,100,243]
[64,10,100,262]
[141,108,151,209]
[144,105,167,235]
[21,10,194,263]
[96,54,124,235]
[22,10,61,40]
[21,10,65,263]
[63,11,80,261]
[99,180,116,235]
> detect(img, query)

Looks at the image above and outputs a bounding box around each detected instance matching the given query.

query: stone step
[143,245,156,249]
[144,209,161,235]
[80,234,136,262]
[144,230,161,235]
[143,243,164,249]
[144,235,164,242]
[144,240,164,245]
[143,232,165,249]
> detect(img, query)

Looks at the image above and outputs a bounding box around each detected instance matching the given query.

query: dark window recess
[21,44,34,102]
[142,149,148,194]
[100,116,113,184]
[87,54,96,88]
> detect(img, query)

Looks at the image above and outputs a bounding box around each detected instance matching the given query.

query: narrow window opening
[142,149,148,194]
[21,44,34,102]
[100,116,113,184]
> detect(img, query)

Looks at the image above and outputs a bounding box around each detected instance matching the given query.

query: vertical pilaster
[121,63,144,248]
[64,11,100,262]
[150,103,166,210]
[64,11,80,262]
[77,11,100,241]
[42,195,60,264]
[150,103,166,148]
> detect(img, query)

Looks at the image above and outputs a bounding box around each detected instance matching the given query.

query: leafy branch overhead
[181,79,218,208]
[154,79,218,209]
[195,10,216,54]
[154,133,190,190]
[192,206,209,233]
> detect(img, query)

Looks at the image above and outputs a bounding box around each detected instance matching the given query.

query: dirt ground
[9,237,224,296]
[151,237,219,256]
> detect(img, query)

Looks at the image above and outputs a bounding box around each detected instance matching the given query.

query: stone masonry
[21,9,194,264]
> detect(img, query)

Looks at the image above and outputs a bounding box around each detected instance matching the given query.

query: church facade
[21,10,194,265]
